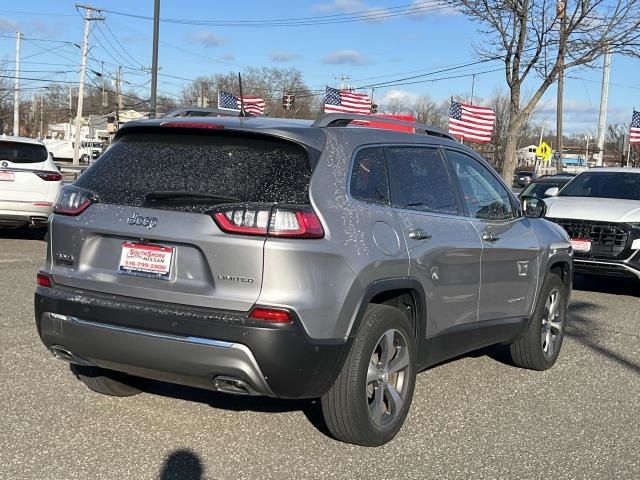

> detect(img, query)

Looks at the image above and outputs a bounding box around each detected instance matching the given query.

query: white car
[544,167,640,279]
[0,136,62,229]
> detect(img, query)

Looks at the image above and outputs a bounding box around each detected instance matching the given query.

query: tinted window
[446,150,515,220]
[558,172,640,200]
[0,141,48,163]
[75,132,311,212]
[521,180,569,198]
[350,147,389,204]
[386,147,458,215]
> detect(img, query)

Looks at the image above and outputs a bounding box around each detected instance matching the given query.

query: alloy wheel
[366,328,411,428]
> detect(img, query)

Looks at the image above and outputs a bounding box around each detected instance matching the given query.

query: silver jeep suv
[35,112,573,446]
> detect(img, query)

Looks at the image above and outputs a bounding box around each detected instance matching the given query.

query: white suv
[0,136,62,229]
[545,167,640,279]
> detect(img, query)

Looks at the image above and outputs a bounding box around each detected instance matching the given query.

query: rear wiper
[145,191,239,203]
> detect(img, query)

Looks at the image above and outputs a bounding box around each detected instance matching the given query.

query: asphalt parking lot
[1,230,638,480]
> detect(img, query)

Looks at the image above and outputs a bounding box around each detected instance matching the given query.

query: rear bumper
[0,203,52,227]
[35,285,350,399]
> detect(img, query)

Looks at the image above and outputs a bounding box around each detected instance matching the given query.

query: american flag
[631,110,640,145]
[324,87,371,115]
[217,90,265,116]
[448,100,496,144]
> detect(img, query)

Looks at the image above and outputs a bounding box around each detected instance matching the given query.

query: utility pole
[595,46,611,167]
[73,4,104,165]
[149,0,160,118]
[115,66,123,110]
[13,32,22,136]
[335,75,350,90]
[470,74,476,105]
[556,0,566,166]
[39,94,44,138]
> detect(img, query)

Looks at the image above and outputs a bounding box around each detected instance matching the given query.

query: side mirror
[521,195,547,218]
[544,187,559,197]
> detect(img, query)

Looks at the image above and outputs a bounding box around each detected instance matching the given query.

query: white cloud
[406,0,459,19]
[312,0,366,13]
[380,89,420,107]
[219,52,236,61]
[532,98,629,134]
[187,31,226,48]
[0,17,19,34]
[270,51,300,62]
[323,49,371,65]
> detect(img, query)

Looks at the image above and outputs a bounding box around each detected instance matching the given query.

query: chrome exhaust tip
[50,345,75,362]
[211,376,257,396]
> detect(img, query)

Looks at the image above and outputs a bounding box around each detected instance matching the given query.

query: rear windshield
[558,172,640,201]
[0,141,48,163]
[76,132,312,212]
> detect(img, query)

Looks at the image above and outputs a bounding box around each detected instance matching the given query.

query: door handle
[482,232,500,242]
[408,229,432,240]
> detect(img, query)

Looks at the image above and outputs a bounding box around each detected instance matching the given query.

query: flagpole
[238,72,246,117]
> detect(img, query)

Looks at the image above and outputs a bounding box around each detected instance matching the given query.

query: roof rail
[311,113,456,141]
[162,106,248,118]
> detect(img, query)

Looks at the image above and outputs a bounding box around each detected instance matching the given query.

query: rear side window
[0,141,48,163]
[386,147,458,215]
[75,132,311,212]
[350,147,389,204]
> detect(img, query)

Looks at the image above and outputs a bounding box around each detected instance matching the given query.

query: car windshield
[0,141,48,163]
[519,172,534,177]
[520,180,568,198]
[557,171,640,200]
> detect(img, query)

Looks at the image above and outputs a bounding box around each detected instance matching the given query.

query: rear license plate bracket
[118,241,174,280]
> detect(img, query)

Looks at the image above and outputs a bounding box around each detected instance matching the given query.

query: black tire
[321,304,417,446]
[70,364,150,397]
[509,272,567,370]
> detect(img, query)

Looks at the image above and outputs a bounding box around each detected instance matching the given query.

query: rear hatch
[0,140,56,202]
[49,127,315,312]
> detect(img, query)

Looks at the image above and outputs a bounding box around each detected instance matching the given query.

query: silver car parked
[35,111,573,446]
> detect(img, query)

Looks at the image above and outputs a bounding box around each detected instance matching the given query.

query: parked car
[0,136,62,229]
[545,167,640,279]
[514,170,537,187]
[519,175,573,199]
[35,112,572,446]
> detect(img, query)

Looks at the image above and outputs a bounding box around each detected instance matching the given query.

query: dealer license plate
[0,171,15,182]
[570,238,591,252]
[118,242,174,279]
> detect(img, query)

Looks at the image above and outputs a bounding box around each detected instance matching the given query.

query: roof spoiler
[312,113,456,141]
[162,106,252,118]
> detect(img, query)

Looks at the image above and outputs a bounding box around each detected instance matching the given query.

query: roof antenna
[238,72,247,117]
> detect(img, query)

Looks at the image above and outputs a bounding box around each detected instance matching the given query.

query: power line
[102,20,144,68]
[102,1,455,27]
[0,9,76,16]
[92,22,140,70]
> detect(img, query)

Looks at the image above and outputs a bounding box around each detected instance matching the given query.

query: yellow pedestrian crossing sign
[536,142,552,162]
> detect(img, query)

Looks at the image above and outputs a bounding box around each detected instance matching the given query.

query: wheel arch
[346,278,427,342]
[548,258,572,295]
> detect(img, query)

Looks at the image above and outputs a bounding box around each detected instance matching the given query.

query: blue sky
[1,0,638,135]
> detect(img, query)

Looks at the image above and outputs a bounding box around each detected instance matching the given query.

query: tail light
[37,272,52,288]
[34,171,62,182]
[249,307,292,324]
[53,186,95,216]
[212,206,324,239]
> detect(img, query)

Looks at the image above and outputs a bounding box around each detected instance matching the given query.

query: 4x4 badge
[127,212,158,229]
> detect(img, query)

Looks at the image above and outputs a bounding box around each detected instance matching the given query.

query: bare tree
[453,0,640,180]
[180,67,317,118]
[409,95,448,128]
